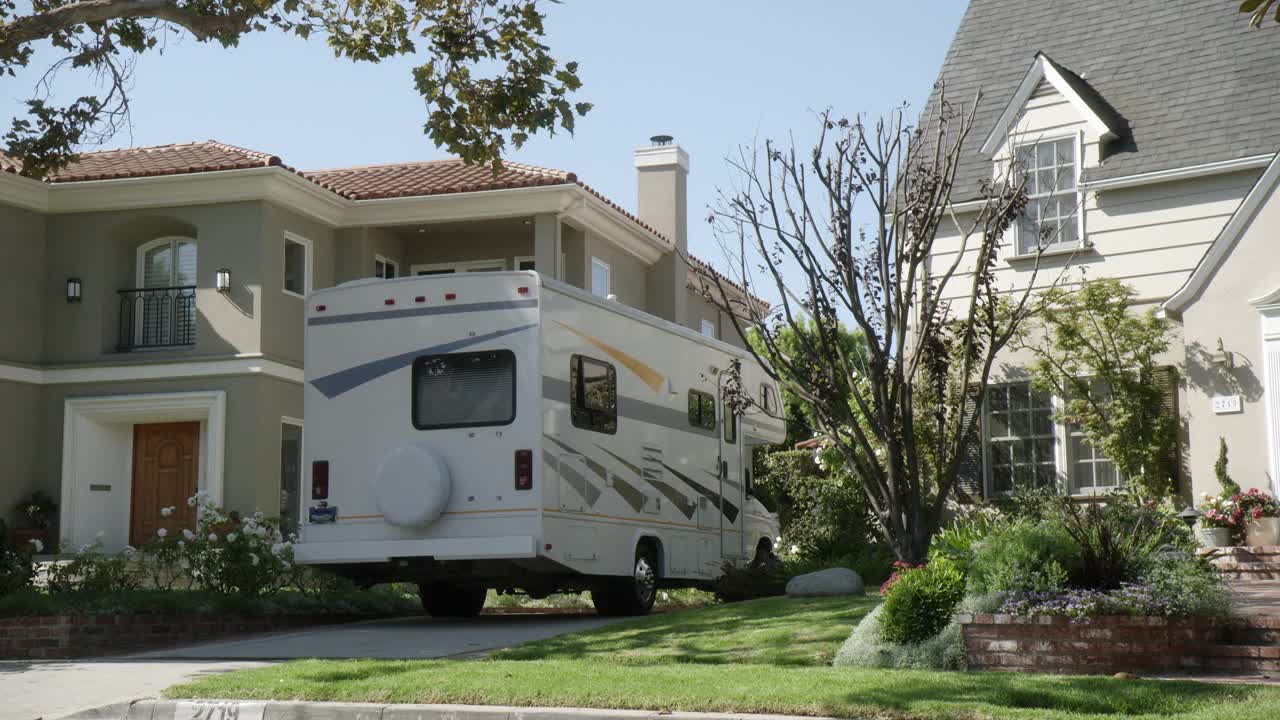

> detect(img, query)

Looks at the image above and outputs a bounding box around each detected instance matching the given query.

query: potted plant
[12,490,56,552]
[1238,487,1280,547]
[1197,493,1241,548]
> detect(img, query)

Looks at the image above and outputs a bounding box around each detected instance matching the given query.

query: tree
[1016,277,1177,497]
[1241,0,1280,27]
[0,0,589,179]
[693,90,1069,563]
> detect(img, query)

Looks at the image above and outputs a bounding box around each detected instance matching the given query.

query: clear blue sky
[1,1,968,269]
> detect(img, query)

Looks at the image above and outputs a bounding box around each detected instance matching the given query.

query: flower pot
[1198,526,1233,548]
[1246,517,1280,547]
[13,527,49,553]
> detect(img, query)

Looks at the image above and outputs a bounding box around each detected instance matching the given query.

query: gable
[980,53,1118,157]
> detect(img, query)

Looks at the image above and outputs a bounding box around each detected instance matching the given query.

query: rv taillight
[515,449,533,491]
[414,296,426,303]
[517,286,529,295]
[312,461,330,500]
[384,298,395,306]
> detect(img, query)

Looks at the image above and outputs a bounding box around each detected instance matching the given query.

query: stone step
[1202,546,1280,562]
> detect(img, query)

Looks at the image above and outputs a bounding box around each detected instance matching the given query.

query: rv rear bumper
[294,535,537,565]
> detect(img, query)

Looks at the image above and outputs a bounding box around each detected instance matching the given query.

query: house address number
[1212,395,1243,415]
[175,701,265,720]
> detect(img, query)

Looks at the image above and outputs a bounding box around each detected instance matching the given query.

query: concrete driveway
[4,612,621,719]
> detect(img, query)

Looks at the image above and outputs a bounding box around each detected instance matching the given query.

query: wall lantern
[1211,337,1235,369]
[65,277,82,303]
[215,268,232,294]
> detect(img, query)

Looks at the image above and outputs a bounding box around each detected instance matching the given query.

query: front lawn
[165,595,1280,719]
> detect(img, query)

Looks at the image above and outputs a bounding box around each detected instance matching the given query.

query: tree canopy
[0,0,589,179]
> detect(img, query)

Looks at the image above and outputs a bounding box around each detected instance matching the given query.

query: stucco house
[925,0,1280,502]
[0,137,760,552]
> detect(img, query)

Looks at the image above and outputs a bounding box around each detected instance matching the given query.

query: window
[1066,379,1122,495]
[570,355,617,434]
[410,259,504,275]
[986,383,1056,495]
[514,256,536,271]
[374,255,399,279]
[591,257,610,298]
[283,233,312,297]
[279,419,303,533]
[1014,138,1079,255]
[723,401,737,444]
[701,319,717,339]
[688,390,716,431]
[135,237,197,347]
[412,350,516,430]
[760,383,777,415]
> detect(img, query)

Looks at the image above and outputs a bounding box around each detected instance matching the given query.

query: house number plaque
[88,484,111,492]
[1212,395,1243,415]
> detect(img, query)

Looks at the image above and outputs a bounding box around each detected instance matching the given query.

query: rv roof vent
[649,134,673,146]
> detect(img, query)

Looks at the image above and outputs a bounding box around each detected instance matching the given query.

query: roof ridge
[303,157,570,178]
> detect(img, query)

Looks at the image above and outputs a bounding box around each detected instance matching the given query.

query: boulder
[785,567,864,597]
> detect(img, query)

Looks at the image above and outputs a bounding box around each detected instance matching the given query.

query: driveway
[4,612,621,720]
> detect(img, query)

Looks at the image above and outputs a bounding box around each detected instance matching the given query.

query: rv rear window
[571,355,617,434]
[688,390,716,432]
[411,350,516,430]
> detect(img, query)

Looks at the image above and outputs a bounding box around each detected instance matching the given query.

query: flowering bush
[1198,492,1243,530]
[878,558,966,645]
[1235,487,1279,521]
[0,522,35,596]
[880,561,922,596]
[46,541,140,595]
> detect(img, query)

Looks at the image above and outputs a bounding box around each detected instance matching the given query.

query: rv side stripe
[312,324,536,398]
[307,298,538,326]
[541,377,717,438]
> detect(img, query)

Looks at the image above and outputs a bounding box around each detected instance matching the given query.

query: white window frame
[134,236,198,349]
[409,258,506,275]
[280,416,304,529]
[282,232,313,298]
[1011,132,1085,257]
[374,254,399,279]
[591,257,610,298]
[513,255,536,272]
[981,381,1062,498]
[701,318,717,339]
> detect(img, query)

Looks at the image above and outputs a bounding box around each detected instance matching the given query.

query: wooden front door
[130,422,199,547]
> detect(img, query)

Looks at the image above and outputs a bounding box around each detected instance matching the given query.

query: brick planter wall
[0,613,380,659]
[957,613,1279,675]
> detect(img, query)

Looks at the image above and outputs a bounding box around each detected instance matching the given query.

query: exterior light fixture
[65,278,82,303]
[215,268,232,294]
[1177,506,1202,529]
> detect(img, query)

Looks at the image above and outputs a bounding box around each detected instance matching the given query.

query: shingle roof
[928,0,1280,200]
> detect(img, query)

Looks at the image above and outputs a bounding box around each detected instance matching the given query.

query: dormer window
[1015,138,1079,255]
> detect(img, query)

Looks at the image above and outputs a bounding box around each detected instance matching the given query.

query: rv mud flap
[294,535,537,564]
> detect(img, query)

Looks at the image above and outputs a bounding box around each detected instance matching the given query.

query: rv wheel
[592,547,657,616]
[419,584,487,618]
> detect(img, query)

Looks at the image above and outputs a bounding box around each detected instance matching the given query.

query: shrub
[877,558,965,645]
[833,605,967,670]
[710,560,787,602]
[46,542,140,595]
[967,519,1078,595]
[1057,492,1191,590]
[0,522,34,597]
[754,449,877,560]
[998,554,1230,619]
[928,507,1004,574]
[1138,552,1233,618]
[175,494,294,597]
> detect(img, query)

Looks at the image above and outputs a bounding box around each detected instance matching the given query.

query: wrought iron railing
[118,286,197,351]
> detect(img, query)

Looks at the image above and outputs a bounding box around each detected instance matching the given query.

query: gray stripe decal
[664,462,739,523]
[544,436,646,513]
[541,377,717,438]
[311,324,536,398]
[546,450,603,506]
[594,444,696,519]
[703,468,741,492]
[308,299,538,326]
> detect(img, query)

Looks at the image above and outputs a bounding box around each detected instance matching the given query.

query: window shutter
[1153,365,1182,495]
[953,385,984,504]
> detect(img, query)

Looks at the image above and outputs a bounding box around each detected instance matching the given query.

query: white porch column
[533,213,562,279]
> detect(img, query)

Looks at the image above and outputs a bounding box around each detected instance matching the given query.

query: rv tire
[419,584,487,618]
[591,547,657,616]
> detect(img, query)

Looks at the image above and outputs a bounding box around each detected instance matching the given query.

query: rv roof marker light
[545,543,553,551]
[315,304,327,312]
[414,296,426,303]
[445,292,457,301]
[517,286,529,295]
[384,298,395,306]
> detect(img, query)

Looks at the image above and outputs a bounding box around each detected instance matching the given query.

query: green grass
[165,595,1280,719]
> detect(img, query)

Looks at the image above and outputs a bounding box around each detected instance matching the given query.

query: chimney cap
[649,134,674,146]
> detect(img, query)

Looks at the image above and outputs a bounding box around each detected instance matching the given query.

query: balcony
[118,286,197,351]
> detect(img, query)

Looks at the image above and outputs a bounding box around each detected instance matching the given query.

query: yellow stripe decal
[554,321,666,392]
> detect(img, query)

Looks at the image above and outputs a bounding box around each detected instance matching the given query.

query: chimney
[636,135,689,327]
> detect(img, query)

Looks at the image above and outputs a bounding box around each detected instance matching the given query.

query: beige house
[0,138,761,552]
[925,0,1280,502]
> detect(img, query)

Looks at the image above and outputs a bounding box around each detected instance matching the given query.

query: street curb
[67,700,844,720]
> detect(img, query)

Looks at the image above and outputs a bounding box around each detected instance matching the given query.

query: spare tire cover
[374,445,452,528]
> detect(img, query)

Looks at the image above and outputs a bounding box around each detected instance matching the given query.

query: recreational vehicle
[294,271,784,616]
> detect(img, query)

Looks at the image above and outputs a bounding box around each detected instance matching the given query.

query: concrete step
[1203,546,1280,562]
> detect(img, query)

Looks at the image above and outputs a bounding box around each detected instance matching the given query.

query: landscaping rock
[785,567,864,597]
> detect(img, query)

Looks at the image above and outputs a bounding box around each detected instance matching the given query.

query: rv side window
[760,383,776,415]
[570,355,617,434]
[411,350,516,430]
[687,390,716,432]
[723,402,737,444]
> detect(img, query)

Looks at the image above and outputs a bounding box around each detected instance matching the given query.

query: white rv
[294,271,784,616]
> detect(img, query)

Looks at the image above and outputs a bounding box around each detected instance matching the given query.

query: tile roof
[926,0,1280,200]
[0,140,764,308]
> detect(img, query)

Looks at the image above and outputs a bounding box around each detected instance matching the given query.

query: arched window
[130,237,197,348]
